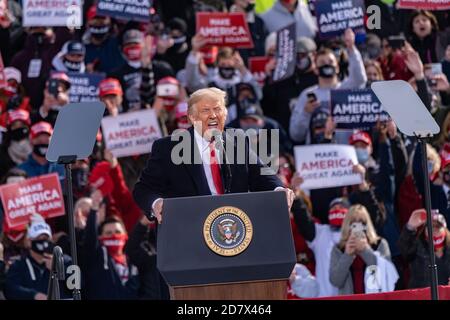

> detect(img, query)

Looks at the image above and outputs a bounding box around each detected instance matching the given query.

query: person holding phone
[398,209,450,289]
[3,214,72,300]
[329,205,395,295]
[289,28,367,145]
[31,72,71,127]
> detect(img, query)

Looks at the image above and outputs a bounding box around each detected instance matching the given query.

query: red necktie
[209,142,224,195]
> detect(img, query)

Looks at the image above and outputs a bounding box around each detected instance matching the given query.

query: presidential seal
[203,206,253,257]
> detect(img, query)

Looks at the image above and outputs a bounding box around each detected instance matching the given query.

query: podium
[157,191,296,300]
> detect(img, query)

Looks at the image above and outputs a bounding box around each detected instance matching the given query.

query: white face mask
[6,176,26,184]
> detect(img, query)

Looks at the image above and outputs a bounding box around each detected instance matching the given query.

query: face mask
[312,132,325,144]
[72,167,89,191]
[433,230,446,251]
[278,166,293,185]
[89,25,110,41]
[170,35,187,53]
[177,118,191,129]
[3,85,17,97]
[356,148,370,164]
[428,160,435,175]
[31,239,54,255]
[10,127,29,141]
[33,143,48,158]
[443,171,450,185]
[8,139,32,163]
[297,56,311,72]
[245,3,255,12]
[123,44,142,61]
[367,45,381,59]
[218,67,236,79]
[318,64,336,78]
[63,57,82,72]
[328,208,348,227]
[99,234,128,262]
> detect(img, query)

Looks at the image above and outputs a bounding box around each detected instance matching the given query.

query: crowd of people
[0,0,449,300]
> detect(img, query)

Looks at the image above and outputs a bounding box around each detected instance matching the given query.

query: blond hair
[187,87,227,115]
[339,205,380,250]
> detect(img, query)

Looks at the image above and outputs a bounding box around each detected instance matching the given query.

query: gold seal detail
[203,206,253,257]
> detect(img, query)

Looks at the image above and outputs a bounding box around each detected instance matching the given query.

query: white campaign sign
[101,109,162,158]
[294,144,363,190]
[23,0,83,27]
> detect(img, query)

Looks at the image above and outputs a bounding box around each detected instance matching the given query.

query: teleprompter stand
[46,102,105,300]
[372,80,441,300]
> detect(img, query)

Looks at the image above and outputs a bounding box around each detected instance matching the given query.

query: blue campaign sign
[331,88,390,130]
[68,73,105,103]
[272,23,296,82]
[96,0,152,23]
[315,0,366,39]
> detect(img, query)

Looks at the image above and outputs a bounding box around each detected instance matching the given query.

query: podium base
[169,279,287,300]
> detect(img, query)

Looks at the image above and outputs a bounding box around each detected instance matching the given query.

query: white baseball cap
[27,213,52,239]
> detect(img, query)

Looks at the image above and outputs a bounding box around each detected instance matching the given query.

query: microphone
[212,131,232,194]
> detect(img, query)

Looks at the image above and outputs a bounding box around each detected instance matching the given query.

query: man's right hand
[34,293,48,300]
[152,198,164,224]
[304,98,320,113]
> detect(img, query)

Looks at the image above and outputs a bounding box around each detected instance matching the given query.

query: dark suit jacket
[133,127,283,217]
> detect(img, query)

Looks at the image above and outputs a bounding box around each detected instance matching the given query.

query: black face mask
[318,64,337,78]
[89,25,110,41]
[239,97,259,109]
[33,143,48,158]
[219,67,236,79]
[312,132,325,144]
[72,167,89,191]
[169,36,187,54]
[31,239,54,255]
[443,172,450,185]
[63,58,82,72]
[245,3,255,12]
[10,127,29,141]
[297,56,312,73]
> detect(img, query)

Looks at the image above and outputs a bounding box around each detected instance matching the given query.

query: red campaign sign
[397,0,450,10]
[248,56,270,87]
[196,12,254,49]
[0,50,5,88]
[0,173,65,229]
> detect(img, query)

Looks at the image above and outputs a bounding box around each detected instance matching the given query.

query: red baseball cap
[349,131,372,146]
[156,77,179,97]
[50,72,71,89]
[30,121,53,140]
[7,109,31,126]
[86,5,106,20]
[99,78,123,97]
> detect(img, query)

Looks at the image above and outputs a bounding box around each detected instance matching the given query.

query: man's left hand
[275,187,295,210]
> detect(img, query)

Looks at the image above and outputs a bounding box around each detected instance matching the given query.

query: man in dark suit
[133,87,294,223]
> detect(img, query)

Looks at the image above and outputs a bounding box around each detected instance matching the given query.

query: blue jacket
[4,253,71,300]
[85,36,126,74]
[82,209,139,300]
[17,155,65,181]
